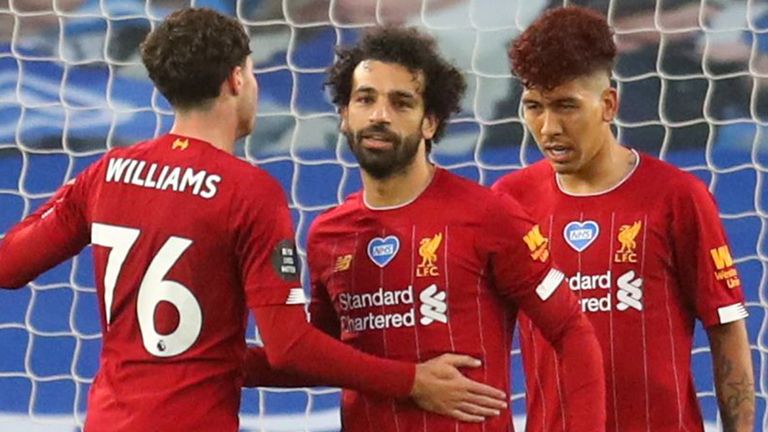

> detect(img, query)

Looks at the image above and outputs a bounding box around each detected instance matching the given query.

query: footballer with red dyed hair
[493,6,754,432]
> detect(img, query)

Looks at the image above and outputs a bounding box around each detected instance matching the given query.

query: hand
[410,354,507,422]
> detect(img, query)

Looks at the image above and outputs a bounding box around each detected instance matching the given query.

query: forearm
[553,314,606,431]
[251,304,415,398]
[708,320,755,431]
[517,274,606,431]
[242,346,328,388]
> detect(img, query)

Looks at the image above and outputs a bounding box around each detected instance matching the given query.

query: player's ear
[602,87,618,123]
[226,65,244,96]
[421,114,438,140]
[339,107,350,133]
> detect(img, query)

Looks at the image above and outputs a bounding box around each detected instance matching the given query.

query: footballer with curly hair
[296,25,607,431]
[494,6,754,431]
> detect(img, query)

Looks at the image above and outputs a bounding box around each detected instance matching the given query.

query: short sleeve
[671,178,747,327]
[236,174,305,309]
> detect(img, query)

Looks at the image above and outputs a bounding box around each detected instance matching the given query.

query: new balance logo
[419,284,447,325]
[616,270,643,311]
[334,254,352,272]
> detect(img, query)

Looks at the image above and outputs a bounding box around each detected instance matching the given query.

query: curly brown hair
[140,8,252,110]
[325,26,466,146]
[509,6,616,90]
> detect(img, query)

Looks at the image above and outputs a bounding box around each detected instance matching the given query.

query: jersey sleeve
[0,160,95,288]
[235,174,306,309]
[670,177,747,328]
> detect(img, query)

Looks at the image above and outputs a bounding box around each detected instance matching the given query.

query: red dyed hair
[509,6,616,90]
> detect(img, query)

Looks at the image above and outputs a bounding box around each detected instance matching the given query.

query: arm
[249,303,506,421]
[242,345,312,388]
[485,193,605,431]
[670,179,753,430]
[514,270,606,431]
[0,181,90,288]
[707,321,755,431]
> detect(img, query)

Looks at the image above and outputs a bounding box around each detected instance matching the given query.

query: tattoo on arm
[710,323,755,432]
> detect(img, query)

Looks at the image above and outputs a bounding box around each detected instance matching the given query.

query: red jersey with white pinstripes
[0,134,304,431]
[493,152,748,432]
[307,168,593,432]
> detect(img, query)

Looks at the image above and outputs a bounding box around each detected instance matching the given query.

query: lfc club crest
[417,233,442,277]
[614,220,642,263]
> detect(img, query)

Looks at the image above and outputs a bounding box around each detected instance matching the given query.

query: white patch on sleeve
[717,303,748,324]
[285,288,308,305]
[536,268,564,301]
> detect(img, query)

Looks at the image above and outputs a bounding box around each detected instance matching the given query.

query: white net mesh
[0,0,766,430]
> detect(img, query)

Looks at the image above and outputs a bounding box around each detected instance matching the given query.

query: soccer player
[494,6,755,431]
[290,25,605,431]
[0,8,508,431]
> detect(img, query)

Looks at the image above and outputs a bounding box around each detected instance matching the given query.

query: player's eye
[355,95,374,104]
[393,99,413,110]
[523,102,541,111]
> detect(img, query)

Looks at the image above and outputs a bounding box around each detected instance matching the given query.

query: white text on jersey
[105,158,221,199]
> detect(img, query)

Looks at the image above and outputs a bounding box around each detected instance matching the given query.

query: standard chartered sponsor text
[339,286,416,332]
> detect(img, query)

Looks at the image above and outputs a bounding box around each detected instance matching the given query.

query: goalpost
[0,0,765,430]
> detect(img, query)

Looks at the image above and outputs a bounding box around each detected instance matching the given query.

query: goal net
[0,0,765,430]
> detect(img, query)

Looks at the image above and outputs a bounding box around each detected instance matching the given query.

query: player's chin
[238,120,256,139]
[547,159,578,175]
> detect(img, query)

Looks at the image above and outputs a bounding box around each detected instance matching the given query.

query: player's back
[79,134,280,431]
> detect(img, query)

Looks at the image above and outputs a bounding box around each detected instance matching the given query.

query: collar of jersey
[362,166,440,211]
[555,148,640,197]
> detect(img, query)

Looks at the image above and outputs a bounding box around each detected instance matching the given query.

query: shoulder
[308,192,362,241]
[432,168,499,202]
[637,153,712,201]
[491,160,552,201]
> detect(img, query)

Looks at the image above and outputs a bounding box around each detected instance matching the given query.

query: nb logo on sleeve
[419,284,447,325]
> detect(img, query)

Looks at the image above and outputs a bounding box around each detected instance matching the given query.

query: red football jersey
[493,151,748,432]
[2,134,303,431]
[308,168,603,432]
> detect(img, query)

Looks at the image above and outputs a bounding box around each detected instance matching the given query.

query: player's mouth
[360,133,397,150]
[543,144,573,163]
[362,137,393,150]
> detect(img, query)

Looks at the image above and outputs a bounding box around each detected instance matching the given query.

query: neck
[558,133,636,194]
[170,105,238,154]
[362,149,435,208]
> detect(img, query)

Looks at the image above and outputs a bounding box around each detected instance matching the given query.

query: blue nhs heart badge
[563,221,600,252]
[367,235,400,268]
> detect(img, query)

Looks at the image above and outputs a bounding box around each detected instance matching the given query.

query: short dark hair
[141,8,252,110]
[325,26,466,146]
[509,6,617,90]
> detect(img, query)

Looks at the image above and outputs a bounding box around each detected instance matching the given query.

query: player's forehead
[350,60,425,99]
[522,72,608,104]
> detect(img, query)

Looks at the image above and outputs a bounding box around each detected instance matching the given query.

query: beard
[345,122,423,179]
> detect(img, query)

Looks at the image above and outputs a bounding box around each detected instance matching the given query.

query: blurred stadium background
[0,0,766,430]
